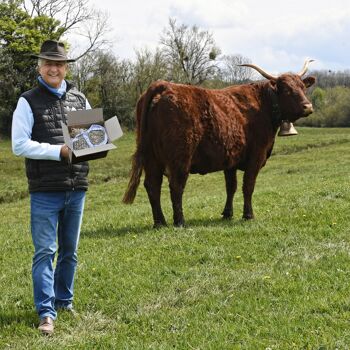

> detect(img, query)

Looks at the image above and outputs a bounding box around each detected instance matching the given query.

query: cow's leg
[169,170,189,227]
[144,164,167,228]
[222,168,237,219]
[242,161,264,220]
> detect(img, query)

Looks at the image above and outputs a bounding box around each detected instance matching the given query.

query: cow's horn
[238,64,277,81]
[298,59,315,77]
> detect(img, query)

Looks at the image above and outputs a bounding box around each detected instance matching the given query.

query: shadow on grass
[186,216,253,228]
[82,223,152,238]
[0,309,37,329]
[81,216,252,238]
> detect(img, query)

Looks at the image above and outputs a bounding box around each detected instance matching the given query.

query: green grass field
[1,127,350,349]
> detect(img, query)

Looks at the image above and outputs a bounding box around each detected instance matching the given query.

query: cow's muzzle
[303,103,314,116]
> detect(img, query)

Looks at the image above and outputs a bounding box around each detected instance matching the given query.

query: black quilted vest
[21,81,89,192]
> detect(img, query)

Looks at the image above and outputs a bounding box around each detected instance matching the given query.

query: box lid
[66,108,104,126]
[105,116,123,141]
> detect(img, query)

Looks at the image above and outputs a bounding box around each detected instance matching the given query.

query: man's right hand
[60,144,70,159]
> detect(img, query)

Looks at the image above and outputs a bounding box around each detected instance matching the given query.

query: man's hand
[60,144,70,159]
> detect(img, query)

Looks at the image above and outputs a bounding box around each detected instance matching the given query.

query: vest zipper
[59,99,75,191]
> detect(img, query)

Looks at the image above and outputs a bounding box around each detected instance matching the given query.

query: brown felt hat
[31,40,76,62]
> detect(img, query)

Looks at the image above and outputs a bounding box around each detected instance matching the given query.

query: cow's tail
[122,150,144,204]
[122,81,168,204]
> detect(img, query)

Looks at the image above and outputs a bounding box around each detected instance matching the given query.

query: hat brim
[30,54,76,63]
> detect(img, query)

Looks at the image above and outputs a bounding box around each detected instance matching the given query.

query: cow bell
[278,121,298,137]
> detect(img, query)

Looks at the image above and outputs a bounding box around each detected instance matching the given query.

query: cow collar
[268,87,282,127]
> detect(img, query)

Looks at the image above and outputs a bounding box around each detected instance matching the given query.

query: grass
[1,127,350,349]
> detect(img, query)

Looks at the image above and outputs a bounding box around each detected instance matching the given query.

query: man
[12,40,91,335]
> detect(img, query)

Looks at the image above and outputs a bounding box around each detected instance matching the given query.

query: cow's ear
[303,76,316,88]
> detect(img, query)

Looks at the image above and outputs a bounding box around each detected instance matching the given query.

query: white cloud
[169,0,248,28]
[78,0,350,73]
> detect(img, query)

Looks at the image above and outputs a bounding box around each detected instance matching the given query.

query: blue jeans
[30,191,86,320]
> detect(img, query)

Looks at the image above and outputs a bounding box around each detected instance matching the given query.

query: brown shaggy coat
[124,73,315,227]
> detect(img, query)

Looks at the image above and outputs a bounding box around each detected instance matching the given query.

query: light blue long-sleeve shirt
[12,79,91,161]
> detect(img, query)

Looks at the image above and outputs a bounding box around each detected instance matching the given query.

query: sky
[81,0,350,75]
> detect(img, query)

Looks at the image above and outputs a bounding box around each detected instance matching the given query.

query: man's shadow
[0,309,37,328]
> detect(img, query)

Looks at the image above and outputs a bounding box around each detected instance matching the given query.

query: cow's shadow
[81,216,251,239]
[82,224,151,238]
[185,217,251,228]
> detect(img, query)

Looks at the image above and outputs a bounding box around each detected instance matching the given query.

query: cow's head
[240,60,316,122]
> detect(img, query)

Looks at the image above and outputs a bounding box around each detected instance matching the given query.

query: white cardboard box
[61,108,123,163]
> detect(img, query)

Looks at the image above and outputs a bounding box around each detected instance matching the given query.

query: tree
[0,0,111,136]
[20,0,111,59]
[321,87,350,127]
[71,48,168,130]
[70,52,96,92]
[0,48,17,135]
[132,47,167,96]
[159,18,220,85]
[77,51,137,128]
[0,0,63,135]
[310,87,326,111]
[220,54,254,84]
[297,86,350,127]
[308,70,350,89]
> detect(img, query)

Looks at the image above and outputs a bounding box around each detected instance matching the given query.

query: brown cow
[123,60,316,227]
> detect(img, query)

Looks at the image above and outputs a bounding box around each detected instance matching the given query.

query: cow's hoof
[174,221,185,228]
[153,222,167,229]
[221,212,233,220]
[242,214,254,220]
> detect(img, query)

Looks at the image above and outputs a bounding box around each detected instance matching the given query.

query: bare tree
[309,69,350,89]
[73,10,110,60]
[20,0,111,58]
[133,48,167,95]
[159,18,220,85]
[220,54,254,84]
[70,52,96,91]
[22,0,92,31]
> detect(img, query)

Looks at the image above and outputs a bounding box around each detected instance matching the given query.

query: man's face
[38,60,68,88]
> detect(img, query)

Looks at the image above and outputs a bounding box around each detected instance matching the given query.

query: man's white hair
[37,58,45,67]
